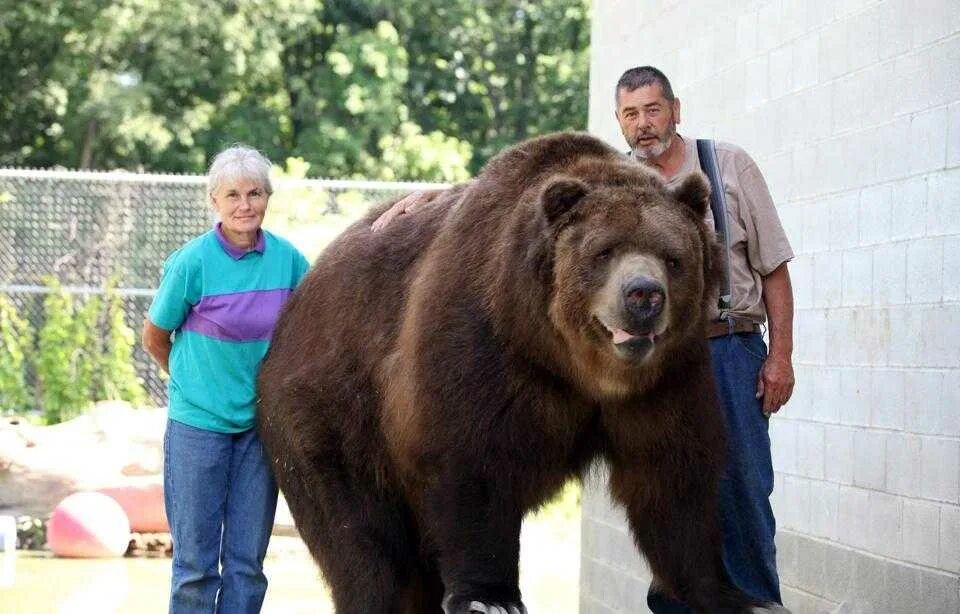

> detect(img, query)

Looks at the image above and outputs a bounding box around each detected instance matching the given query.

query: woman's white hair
[207,144,273,196]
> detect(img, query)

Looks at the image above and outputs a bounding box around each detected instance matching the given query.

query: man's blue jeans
[648,332,782,612]
[164,419,279,614]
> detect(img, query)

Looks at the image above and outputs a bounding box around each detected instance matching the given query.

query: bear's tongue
[610,328,653,345]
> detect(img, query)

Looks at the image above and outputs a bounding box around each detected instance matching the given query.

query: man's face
[615,84,681,160]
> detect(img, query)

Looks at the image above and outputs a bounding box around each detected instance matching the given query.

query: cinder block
[858,184,892,246]
[831,73,863,135]
[872,242,906,306]
[734,10,759,64]
[909,108,949,176]
[796,534,828,596]
[918,568,960,614]
[846,5,881,75]
[853,307,890,367]
[870,368,905,429]
[903,369,943,435]
[851,541,886,603]
[920,436,960,502]
[790,254,814,309]
[823,542,855,602]
[906,237,944,303]
[891,47,930,118]
[769,44,793,102]
[853,429,885,490]
[811,365,841,423]
[867,490,902,559]
[884,561,923,614]
[829,192,860,250]
[877,0,914,60]
[942,371,960,437]
[948,101,960,168]
[781,475,812,532]
[902,499,940,567]
[803,199,832,253]
[796,308,827,364]
[770,416,798,475]
[818,18,850,81]
[796,422,826,479]
[940,503,960,573]
[838,485,871,550]
[792,32,820,92]
[886,305,923,367]
[838,367,871,427]
[808,480,840,540]
[943,237,960,302]
[824,424,855,485]
[756,0,782,53]
[886,432,923,497]
[813,252,842,309]
[775,530,800,588]
[743,54,769,110]
[875,117,913,183]
[926,168,960,237]
[920,304,960,368]
[911,0,960,48]
[926,34,960,109]
[890,176,928,241]
[841,248,873,307]
[823,307,856,367]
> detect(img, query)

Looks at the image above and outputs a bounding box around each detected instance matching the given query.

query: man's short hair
[615,66,675,105]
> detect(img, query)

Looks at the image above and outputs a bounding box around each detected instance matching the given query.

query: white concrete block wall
[583,1,960,612]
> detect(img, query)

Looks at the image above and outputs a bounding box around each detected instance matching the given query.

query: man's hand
[371,190,438,232]
[756,354,794,415]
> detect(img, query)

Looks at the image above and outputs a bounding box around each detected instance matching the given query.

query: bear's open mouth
[595,317,657,346]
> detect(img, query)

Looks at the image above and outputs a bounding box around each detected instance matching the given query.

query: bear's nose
[622,276,665,325]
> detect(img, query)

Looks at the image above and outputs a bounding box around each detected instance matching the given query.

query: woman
[142,145,309,613]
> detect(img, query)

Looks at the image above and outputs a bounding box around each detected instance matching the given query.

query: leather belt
[707,319,760,338]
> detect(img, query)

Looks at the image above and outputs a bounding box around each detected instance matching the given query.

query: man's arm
[757,262,794,414]
[142,319,173,374]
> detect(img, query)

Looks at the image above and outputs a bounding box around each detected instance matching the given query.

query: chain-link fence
[0,168,448,408]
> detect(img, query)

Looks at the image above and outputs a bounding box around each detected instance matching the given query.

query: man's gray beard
[632,131,675,161]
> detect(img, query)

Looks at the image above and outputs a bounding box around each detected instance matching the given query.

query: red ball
[47,492,131,558]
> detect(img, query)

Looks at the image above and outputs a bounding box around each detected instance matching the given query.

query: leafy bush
[95,278,147,406]
[0,294,33,411]
[35,277,92,423]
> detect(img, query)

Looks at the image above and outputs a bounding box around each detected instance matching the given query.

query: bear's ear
[672,172,711,218]
[541,176,590,224]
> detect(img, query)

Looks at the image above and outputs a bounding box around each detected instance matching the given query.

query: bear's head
[540,163,723,397]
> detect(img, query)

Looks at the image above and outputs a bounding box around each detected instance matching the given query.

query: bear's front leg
[424,469,528,614]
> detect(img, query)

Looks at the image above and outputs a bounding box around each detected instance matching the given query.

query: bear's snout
[622,276,664,329]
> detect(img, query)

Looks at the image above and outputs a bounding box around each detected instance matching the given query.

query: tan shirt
[636,136,793,324]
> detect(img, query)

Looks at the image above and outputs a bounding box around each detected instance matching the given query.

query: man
[615,65,794,612]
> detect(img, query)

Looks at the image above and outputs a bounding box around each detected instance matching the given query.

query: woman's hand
[371,190,439,232]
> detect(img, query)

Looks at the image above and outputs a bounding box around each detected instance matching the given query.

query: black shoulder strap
[696,139,732,312]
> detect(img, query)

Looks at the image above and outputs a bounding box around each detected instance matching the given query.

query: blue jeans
[164,419,278,614]
[648,332,782,612]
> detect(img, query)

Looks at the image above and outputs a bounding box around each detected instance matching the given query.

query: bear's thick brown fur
[257,132,755,613]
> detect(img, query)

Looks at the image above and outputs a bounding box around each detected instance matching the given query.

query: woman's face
[211,177,269,238]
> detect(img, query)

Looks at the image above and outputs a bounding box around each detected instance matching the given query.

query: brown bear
[257,132,757,614]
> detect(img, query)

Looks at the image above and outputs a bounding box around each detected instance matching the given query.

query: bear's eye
[594,247,614,263]
[666,258,681,271]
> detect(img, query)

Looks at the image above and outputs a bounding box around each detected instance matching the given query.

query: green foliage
[35,277,90,423]
[33,276,147,423]
[1,0,589,178]
[0,294,34,411]
[95,279,147,406]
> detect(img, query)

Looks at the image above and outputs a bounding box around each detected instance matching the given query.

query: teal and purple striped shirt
[148,224,310,433]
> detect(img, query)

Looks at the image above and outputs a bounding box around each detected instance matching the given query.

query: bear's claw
[443,594,526,614]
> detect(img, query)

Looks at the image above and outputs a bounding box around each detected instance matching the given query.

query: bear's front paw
[442,593,527,614]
